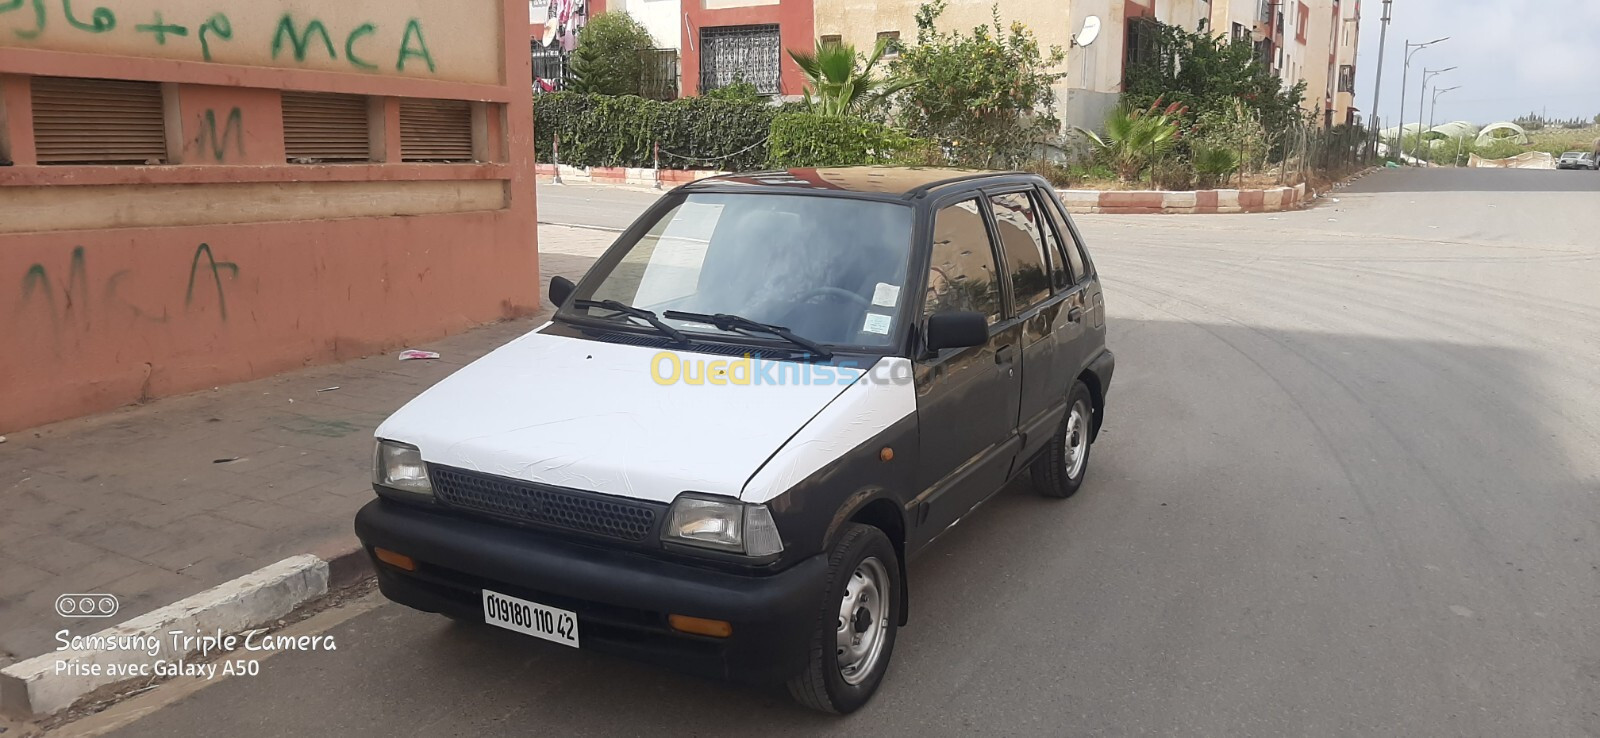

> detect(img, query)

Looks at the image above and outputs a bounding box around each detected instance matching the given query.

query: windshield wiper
[572,299,688,345]
[662,311,832,359]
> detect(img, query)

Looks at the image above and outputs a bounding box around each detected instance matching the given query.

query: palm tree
[1076,100,1186,182]
[788,37,920,117]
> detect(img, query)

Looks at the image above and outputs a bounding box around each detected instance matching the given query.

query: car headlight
[373,440,433,496]
[662,494,783,557]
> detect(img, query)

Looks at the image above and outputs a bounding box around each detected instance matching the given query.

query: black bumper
[354,499,828,684]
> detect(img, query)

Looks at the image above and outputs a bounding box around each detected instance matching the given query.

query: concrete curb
[0,544,372,719]
[535,163,728,188]
[1055,184,1308,214]
[530,164,1322,215]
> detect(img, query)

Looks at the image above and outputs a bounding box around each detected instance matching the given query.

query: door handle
[994,344,1014,365]
[1068,307,1085,323]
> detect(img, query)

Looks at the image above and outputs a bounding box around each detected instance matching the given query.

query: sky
[1356,0,1600,127]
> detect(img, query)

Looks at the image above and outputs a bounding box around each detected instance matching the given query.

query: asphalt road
[536,180,664,230]
[88,169,1600,736]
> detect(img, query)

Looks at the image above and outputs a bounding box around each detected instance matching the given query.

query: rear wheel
[1032,381,1095,498]
[788,523,900,714]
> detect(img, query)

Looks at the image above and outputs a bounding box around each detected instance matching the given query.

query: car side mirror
[925,311,989,352]
[549,276,576,308]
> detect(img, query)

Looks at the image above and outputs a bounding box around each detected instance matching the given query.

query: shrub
[534,92,775,170]
[1191,143,1241,188]
[568,12,657,97]
[1122,20,1306,138]
[1076,101,1185,182]
[1151,157,1195,190]
[1021,158,1077,188]
[891,0,1066,169]
[766,113,932,168]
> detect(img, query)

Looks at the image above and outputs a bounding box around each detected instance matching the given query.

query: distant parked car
[1555,151,1598,170]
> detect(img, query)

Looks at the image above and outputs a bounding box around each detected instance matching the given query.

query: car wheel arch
[1077,369,1106,440]
[826,493,910,626]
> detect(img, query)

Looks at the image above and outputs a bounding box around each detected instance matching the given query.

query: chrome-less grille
[429,465,661,542]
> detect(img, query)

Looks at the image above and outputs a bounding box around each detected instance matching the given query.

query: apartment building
[552,0,1357,130]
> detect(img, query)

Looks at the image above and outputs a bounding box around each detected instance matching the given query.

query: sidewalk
[0,225,615,669]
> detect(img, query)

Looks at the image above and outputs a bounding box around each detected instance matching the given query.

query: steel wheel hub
[835,556,890,686]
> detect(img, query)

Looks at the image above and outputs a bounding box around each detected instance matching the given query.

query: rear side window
[1037,188,1088,283]
[986,192,1052,312]
[924,199,1002,324]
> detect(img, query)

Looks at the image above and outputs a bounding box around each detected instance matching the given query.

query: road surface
[76,169,1600,736]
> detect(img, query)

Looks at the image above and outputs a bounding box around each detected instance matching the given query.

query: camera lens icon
[56,594,120,618]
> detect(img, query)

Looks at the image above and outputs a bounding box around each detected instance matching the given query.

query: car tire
[1032,381,1095,499]
[787,523,900,715]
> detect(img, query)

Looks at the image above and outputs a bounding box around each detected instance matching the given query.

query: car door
[983,188,1081,465]
[910,196,1024,548]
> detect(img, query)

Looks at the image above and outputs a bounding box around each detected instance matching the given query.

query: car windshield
[1561,152,1585,158]
[570,193,915,349]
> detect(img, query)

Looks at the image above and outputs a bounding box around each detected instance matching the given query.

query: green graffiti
[18,246,89,329]
[195,108,244,161]
[134,10,186,44]
[396,19,434,73]
[272,14,336,62]
[198,13,231,61]
[62,0,113,32]
[3,0,45,39]
[344,22,377,70]
[184,243,239,321]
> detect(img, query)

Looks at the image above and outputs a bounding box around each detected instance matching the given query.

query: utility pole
[1369,0,1392,159]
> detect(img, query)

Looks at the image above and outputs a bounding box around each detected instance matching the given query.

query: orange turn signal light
[669,614,733,638]
[374,548,416,571]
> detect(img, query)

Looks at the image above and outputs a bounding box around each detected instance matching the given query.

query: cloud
[1359,0,1600,124]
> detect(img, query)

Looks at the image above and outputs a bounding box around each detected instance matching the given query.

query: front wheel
[1032,381,1095,498]
[788,523,900,714]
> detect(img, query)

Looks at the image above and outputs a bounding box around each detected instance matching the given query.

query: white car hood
[376,327,864,503]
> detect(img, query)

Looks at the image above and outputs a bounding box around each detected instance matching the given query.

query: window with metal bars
[30,77,167,165]
[282,91,371,163]
[399,99,475,162]
[700,24,782,95]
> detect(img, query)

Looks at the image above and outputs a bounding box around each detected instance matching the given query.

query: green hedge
[766,113,933,168]
[533,92,776,171]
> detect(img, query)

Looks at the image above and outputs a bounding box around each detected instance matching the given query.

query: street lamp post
[1416,66,1457,160]
[1399,36,1448,163]
[1430,85,1460,131]
[1429,85,1461,165]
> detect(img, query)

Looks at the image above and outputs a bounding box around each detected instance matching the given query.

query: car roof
[678,167,1036,199]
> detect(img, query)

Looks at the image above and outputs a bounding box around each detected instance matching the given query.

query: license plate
[481,589,579,648]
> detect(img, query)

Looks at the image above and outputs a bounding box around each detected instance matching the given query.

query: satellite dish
[541,18,559,47]
[1076,16,1102,47]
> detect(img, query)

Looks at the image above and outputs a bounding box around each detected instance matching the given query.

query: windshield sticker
[862,313,893,335]
[872,283,901,307]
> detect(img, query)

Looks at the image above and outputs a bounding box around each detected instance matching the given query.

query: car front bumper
[354,498,828,684]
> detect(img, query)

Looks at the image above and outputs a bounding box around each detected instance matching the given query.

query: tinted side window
[1037,188,1088,282]
[925,199,1002,324]
[986,192,1052,311]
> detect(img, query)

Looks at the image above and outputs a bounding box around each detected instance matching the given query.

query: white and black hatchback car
[356,167,1114,714]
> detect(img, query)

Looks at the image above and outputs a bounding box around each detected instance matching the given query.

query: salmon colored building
[1,0,539,432]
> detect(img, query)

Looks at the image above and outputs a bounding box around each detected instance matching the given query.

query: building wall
[1333,0,1360,125]
[1,0,538,432]
[611,0,682,49]
[681,0,813,97]
[1300,0,1337,123]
